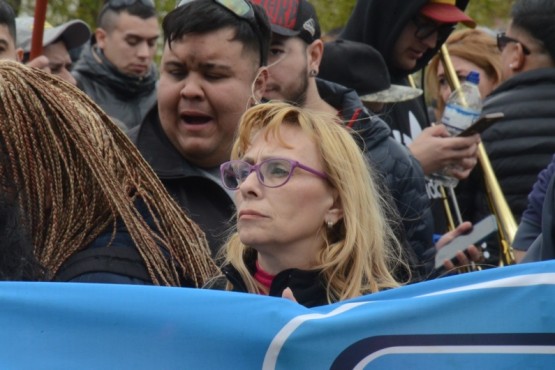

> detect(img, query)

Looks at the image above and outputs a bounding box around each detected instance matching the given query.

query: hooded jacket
[340,0,469,236]
[317,79,434,277]
[73,43,157,130]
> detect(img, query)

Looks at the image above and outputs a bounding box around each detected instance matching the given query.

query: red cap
[420,0,476,28]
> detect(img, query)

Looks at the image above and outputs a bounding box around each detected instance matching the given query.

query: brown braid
[0,60,217,286]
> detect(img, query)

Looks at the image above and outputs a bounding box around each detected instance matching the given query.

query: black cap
[252,0,321,44]
[319,39,423,103]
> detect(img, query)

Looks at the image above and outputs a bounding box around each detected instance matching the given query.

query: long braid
[0,61,217,286]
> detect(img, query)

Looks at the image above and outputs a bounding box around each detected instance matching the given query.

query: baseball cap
[319,39,423,103]
[16,17,91,53]
[420,0,476,28]
[251,0,321,44]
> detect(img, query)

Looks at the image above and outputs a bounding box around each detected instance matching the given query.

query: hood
[317,78,392,151]
[340,0,469,78]
[73,42,157,97]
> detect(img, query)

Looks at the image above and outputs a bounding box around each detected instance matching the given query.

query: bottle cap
[466,71,480,85]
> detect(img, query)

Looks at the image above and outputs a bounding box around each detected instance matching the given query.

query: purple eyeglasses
[220,158,328,190]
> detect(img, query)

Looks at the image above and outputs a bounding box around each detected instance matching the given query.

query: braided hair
[0,60,217,286]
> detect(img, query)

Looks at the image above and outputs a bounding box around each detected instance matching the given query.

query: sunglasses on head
[175,0,265,66]
[496,32,531,55]
[103,0,155,8]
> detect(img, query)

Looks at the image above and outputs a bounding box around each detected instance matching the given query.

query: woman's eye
[267,164,289,177]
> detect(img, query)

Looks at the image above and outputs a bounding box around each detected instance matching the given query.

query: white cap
[16,17,91,53]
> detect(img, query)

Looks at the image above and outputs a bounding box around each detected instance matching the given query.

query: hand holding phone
[435,215,498,269]
[457,112,505,137]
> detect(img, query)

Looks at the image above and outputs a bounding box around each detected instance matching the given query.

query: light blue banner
[1,261,554,369]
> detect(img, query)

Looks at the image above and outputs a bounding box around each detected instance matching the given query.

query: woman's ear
[325,191,344,226]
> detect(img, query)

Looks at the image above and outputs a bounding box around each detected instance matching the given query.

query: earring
[327,220,334,229]
[310,69,318,77]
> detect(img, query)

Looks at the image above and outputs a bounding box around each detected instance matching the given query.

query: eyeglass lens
[221,159,293,190]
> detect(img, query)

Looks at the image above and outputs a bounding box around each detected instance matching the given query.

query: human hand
[26,56,50,73]
[408,124,480,177]
[436,221,483,272]
[282,287,298,303]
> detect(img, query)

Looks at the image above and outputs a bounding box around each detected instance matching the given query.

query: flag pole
[29,0,48,60]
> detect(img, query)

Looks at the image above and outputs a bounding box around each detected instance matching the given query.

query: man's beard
[271,68,309,107]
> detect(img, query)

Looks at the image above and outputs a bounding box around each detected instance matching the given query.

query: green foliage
[18,0,177,29]
[16,0,513,35]
[310,0,355,36]
[466,0,514,30]
[308,0,513,36]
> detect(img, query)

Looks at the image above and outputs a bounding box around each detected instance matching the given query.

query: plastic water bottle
[429,71,482,188]
[441,71,482,135]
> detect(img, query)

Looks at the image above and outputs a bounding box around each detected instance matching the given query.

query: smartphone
[457,112,505,137]
[434,214,498,269]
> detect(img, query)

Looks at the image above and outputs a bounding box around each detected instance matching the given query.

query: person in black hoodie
[252,0,434,279]
[72,0,159,130]
[341,0,480,236]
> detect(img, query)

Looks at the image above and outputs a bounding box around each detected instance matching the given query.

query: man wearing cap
[341,0,480,236]
[72,0,159,130]
[16,17,90,85]
[253,0,437,279]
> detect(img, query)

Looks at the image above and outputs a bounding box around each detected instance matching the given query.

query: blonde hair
[0,60,217,286]
[426,29,502,116]
[222,101,404,303]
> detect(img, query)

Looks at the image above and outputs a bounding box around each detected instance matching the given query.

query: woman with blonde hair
[426,28,502,121]
[218,101,406,307]
[0,60,217,286]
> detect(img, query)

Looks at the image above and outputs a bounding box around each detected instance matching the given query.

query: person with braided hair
[0,60,217,287]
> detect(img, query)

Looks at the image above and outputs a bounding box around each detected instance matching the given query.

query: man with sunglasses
[478,0,555,263]
[72,0,159,130]
[341,0,480,237]
[126,0,270,257]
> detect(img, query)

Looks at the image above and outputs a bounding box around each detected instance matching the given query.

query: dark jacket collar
[73,43,157,97]
[127,104,205,179]
[221,252,330,308]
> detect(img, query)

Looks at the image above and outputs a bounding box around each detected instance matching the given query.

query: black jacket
[73,43,157,130]
[127,105,235,257]
[457,68,555,225]
[318,79,434,276]
[55,200,195,287]
[221,252,329,308]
